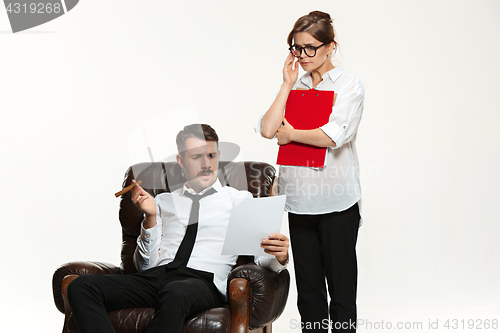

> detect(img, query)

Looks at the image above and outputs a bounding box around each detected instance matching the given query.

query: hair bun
[309,11,332,22]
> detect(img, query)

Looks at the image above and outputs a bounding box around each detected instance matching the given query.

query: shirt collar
[181,178,222,196]
[299,65,344,89]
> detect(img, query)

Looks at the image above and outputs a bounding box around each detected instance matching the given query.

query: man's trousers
[67,265,223,333]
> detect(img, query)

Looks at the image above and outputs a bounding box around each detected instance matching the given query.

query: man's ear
[176,154,185,170]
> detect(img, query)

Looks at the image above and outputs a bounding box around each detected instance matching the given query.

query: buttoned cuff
[320,121,345,149]
[139,221,158,244]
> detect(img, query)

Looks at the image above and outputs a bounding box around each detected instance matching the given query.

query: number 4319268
[6,2,62,14]
[444,319,498,330]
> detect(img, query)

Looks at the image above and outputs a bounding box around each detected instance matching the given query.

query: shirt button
[146,253,149,257]
[145,234,150,238]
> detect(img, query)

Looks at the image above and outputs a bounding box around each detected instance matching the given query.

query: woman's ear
[328,42,335,55]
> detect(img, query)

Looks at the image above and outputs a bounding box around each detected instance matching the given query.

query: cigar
[115,180,143,198]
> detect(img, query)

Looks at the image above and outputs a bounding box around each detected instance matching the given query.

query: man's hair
[176,124,219,155]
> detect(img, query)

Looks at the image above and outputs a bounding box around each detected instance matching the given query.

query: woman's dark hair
[287,11,338,51]
[176,124,219,154]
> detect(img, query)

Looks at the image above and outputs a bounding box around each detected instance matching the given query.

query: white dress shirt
[133,179,286,296]
[257,66,364,217]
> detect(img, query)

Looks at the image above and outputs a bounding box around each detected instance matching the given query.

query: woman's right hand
[282,53,299,88]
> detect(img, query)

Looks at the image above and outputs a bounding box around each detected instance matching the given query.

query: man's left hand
[261,233,290,265]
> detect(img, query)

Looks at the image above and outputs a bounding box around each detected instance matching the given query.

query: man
[68,124,289,333]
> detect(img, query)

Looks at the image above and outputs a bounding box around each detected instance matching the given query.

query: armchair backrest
[118,161,276,274]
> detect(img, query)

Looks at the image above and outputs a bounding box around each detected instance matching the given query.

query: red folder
[277,89,334,168]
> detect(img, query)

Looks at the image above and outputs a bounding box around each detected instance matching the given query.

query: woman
[258,11,364,332]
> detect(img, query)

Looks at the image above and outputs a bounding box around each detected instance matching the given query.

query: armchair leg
[61,275,79,333]
[229,278,250,333]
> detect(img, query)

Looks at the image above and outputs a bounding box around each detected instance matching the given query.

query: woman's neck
[310,60,335,88]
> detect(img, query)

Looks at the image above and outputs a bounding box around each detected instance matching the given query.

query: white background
[1,1,499,332]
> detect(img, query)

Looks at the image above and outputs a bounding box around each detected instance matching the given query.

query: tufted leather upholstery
[52,161,289,333]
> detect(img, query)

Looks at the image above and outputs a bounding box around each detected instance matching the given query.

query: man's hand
[261,233,290,266]
[131,179,157,229]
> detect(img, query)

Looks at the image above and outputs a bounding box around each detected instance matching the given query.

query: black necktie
[167,187,217,269]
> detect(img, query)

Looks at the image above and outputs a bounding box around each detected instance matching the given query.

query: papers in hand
[222,195,286,257]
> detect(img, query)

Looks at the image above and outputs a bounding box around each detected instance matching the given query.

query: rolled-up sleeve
[320,77,364,149]
[133,204,162,271]
[254,112,266,134]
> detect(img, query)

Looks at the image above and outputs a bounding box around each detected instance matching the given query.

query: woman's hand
[276,118,295,145]
[283,53,299,88]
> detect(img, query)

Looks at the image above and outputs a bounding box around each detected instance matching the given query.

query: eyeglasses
[289,43,326,58]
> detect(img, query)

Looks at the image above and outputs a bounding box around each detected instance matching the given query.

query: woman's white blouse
[257,66,364,217]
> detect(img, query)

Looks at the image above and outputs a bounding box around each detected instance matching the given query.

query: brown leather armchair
[52,161,290,333]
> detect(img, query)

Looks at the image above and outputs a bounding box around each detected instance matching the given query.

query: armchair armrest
[228,264,290,330]
[52,261,121,314]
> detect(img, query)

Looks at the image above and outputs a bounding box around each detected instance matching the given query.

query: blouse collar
[299,65,344,89]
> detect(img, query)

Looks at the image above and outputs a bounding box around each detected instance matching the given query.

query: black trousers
[288,203,360,333]
[67,266,223,333]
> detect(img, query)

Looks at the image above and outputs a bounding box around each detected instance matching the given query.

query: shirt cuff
[320,121,345,149]
[256,256,288,273]
[270,256,288,273]
[139,220,158,244]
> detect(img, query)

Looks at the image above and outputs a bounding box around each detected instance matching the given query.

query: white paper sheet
[221,195,286,257]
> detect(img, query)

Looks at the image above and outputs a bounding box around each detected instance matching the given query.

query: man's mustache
[197,169,214,177]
